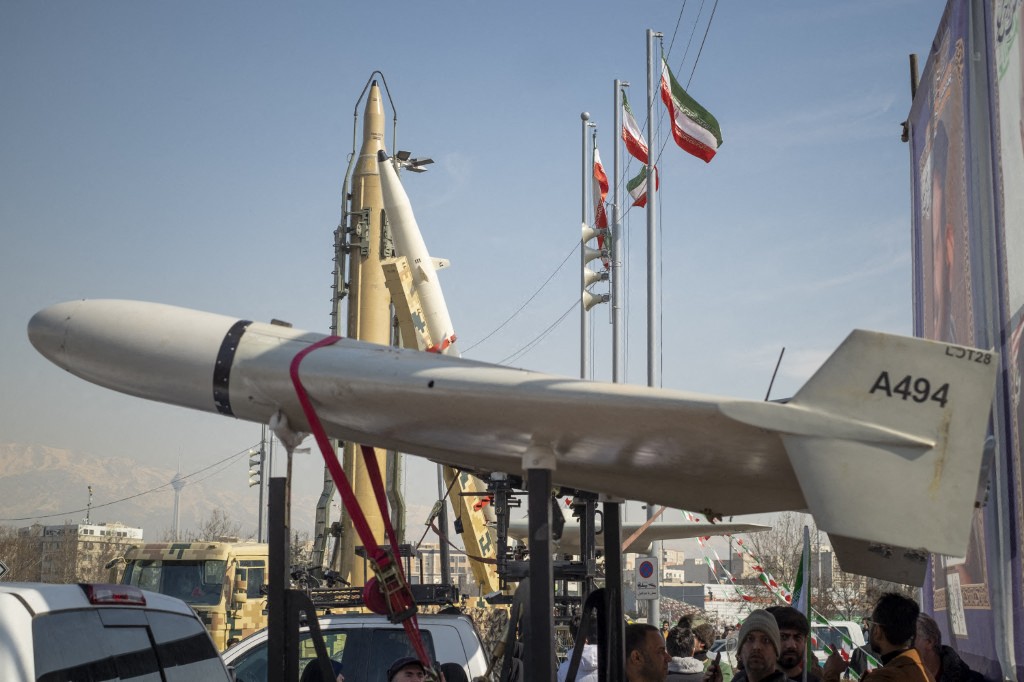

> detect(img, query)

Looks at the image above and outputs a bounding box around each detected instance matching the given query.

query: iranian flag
[593,146,609,233]
[660,56,723,162]
[626,165,659,208]
[791,525,811,615]
[593,146,610,268]
[622,92,648,164]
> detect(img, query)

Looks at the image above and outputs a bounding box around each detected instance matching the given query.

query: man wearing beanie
[693,622,734,682]
[729,610,787,682]
[386,656,427,682]
[824,593,931,682]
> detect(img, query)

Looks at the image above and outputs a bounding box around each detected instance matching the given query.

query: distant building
[679,551,749,583]
[18,522,144,583]
[410,543,472,591]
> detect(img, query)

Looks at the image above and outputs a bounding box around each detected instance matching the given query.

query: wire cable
[0,443,261,522]
[463,2,721,370]
[498,299,579,366]
[461,239,579,355]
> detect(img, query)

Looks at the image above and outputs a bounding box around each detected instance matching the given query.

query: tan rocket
[337,80,390,586]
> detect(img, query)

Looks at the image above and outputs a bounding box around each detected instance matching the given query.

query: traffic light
[248,449,263,488]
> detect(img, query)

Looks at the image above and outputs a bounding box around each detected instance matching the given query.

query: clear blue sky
[0,1,944,538]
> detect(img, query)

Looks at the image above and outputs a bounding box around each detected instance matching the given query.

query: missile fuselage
[347,83,389,344]
[377,151,458,355]
[340,81,390,585]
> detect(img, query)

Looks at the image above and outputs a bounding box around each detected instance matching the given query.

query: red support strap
[289,336,432,670]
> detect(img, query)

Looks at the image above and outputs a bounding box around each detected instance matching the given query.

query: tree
[0,525,42,581]
[738,512,917,621]
[167,509,250,542]
[742,511,808,603]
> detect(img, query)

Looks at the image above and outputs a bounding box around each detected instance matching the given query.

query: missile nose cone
[28,299,247,413]
[377,150,389,162]
[28,300,79,371]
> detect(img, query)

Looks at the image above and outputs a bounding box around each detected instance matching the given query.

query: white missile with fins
[378,150,458,355]
[28,298,998,584]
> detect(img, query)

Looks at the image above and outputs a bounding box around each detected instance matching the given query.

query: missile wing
[28,299,999,584]
[506,518,771,555]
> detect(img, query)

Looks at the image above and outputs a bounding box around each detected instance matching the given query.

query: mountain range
[0,443,436,544]
[0,442,282,540]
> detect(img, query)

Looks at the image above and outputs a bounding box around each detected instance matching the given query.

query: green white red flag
[659,55,723,162]
[622,92,648,164]
[627,165,659,208]
[791,525,811,615]
[592,145,610,268]
[593,146,609,235]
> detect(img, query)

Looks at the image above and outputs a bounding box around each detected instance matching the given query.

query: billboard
[911,1,1024,677]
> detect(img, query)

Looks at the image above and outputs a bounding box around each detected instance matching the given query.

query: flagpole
[645,27,663,633]
[801,525,811,682]
[580,111,591,381]
[612,82,624,384]
[645,29,661,391]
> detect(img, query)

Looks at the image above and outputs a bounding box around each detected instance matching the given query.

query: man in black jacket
[914,614,984,682]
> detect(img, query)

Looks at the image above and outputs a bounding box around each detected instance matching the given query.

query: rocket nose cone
[377,149,389,162]
[28,300,80,370]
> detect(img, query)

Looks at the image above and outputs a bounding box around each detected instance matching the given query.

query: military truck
[117,540,269,651]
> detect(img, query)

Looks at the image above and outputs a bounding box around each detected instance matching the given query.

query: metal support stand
[267,477,291,681]
[490,473,517,585]
[526,467,556,682]
[437,464,451,586]
[602,500,624,681]
[267,477,335,682]
[572,494,599,602]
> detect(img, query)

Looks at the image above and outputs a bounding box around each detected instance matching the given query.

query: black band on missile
[213,320,252,416]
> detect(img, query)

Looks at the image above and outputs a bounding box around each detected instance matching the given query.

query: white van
[224,612,489,682]
[0,582,233,682]
[811,620,867,663]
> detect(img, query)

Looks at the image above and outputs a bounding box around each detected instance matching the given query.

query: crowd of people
[560,592,987,682]
[299,592,987,682]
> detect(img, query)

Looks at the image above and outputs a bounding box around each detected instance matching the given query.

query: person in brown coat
[823,593,934,682]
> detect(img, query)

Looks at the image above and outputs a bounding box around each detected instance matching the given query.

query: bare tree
[39,522,82,584]
[291,530,312,567]
[0,525,43,581]
[740,512,912,621]
[170,509,248,542]
[743,511,808,601]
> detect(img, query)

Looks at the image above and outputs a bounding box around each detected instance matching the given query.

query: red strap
[289,336,431,669]
[425,333,456,354]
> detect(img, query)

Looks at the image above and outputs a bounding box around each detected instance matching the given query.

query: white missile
[28,299,999,584]
[377,150,458,355]
[506,517,771,555]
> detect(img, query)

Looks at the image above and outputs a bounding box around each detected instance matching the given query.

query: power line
[688,0,720,88]
[461,240,579,355]
[498,299,579,366]
[458,4,722,368]
[0,443,260,523]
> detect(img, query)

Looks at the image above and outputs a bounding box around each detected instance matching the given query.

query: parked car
[811,620,867,664]
[709,636,739,668]
[223,612,489,682]
[0,582,233,682]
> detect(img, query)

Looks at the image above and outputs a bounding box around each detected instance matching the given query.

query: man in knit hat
[732,610,787,682]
